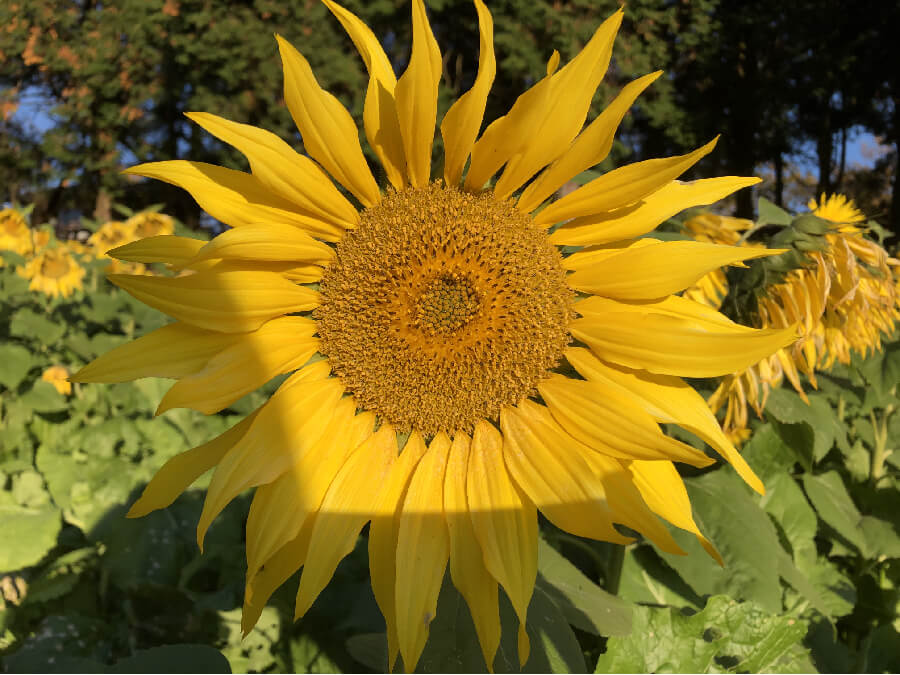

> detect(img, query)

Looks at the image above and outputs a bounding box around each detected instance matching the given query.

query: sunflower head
[126,211,175,239]
[41,366,72,395]
[89,221,136,256]
[809,192,865,230]
[74,2,800,671]
[0,208,33,256]
[17,246,86,299]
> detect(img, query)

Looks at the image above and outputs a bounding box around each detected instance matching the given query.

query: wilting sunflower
[41,366,72,396]
[681,213,755,308]
[74,2,796,670]
[17,246,86,299]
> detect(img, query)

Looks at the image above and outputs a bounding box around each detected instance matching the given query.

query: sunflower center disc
[316,182,574,436]
[40,254,71,279]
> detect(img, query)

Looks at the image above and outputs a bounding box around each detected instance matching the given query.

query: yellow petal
[485,11,624,200]
[440,0,495,186]
[517,71,661,213]
[548,176,761,244]
[122,161,344,241]
[71,322,239,383]
[567,240,784,300]
[294,425,398,619]
[443,433,501,672]
[156,317,319,415]
[323,0,406,189]
[245,402,373,580]
[396,433,451,672]
[628,460,722,564]
[126,408,260,518]
[565,346,764,494]
[561,237,656,272]
[467,420,536,667]
[276,34,380,207]
[499,402,633,545]
[196,365,343,549]
[570,297,798,378]
[394,0,441,188]
[107,270,320,333]
[188,223,334,267]
[242,520,313,635]
[107,235,206,267]
[538,375,715,467]
[186,112,358,230]
[533,137,719,227]
[369,433,428,672]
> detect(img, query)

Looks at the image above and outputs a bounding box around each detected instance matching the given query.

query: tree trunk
[774,152,785,207]
[836,125,847,191]
[816,123,833,197]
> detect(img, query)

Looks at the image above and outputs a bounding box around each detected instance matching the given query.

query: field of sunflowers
[1,190,898,673]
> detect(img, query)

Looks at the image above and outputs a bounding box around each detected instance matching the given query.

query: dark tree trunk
[774,152,785,207]
[836,125,847,191]
[816,123,833,197]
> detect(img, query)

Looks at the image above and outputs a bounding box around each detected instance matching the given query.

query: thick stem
[605,544,626,597]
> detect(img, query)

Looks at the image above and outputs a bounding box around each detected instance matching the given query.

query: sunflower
[0,208,33,256]
[41,366,72,396]
[73,2,796,670]
[17,246,86,299]
[126,211,175,239]
[89,220,146,274]
[681,213,754,309]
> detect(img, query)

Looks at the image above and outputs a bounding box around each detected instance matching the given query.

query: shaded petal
[537,375,715,466]
[561,238,655,272]
[107,235,206,267]
[122,161,344,241]
[245,402,373,580]
[186,112,358,229]
[571,296,797,378]
[500,402,632,545]
[71,322,239,383]
[126,407,260,518]
[196,363,342,549]
[395,0,442,188]
[471,11,624,199]
[533,138,719,227]
[396,433,451,672]
[567,239,783,300]
[443,432,501,672]
[517,71,660,213]
[276,34,380,207]
[565,346,764,494]
[628,460,722,564]
[156,317,319,414]
[548,176,761,244]
[294,425,398,618]
[440,0,495,187]
[369,433,428,671]
[188,223,335,267]
[323,0,406,189]
[467,420,536,667]
[107,270,320,333]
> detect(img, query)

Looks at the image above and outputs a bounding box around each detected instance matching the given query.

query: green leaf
[19,380,68,413]
[0,343,33,390]
[0,505,61,571]
[802,471,869,556]
[757,197,793,226]
[742,423,800,482]
[656,469,784,613]
[11,469,51,508]
[766,389,841,463]
[859,516,900,559]
[595,595,808,674]
[109,645,231,673]
[617,545,704,610]
[10,308,66,345]
[21,547,99,606]
[759,471,817,564]
[537,539,632,637]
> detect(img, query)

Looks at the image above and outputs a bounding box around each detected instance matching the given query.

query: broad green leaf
[759,471,817,564]
[537,539,632,637]
[109,645,232,673]
[766,389,841,463]
[289,634,341,674]
[0,505,61,572]
[21,547,99,606]
[617,545,703,610]
[11,470,51,508]
[219,606,280,673]
[595,595,808,674]
[657,469,784,613]
[802,471,868,556]
[0,343,32,390]
[757,197,793,226]
[742,423,800,482]
[859,516,900,559]
[98,509,184,589]
[10,308,66,345]
[19,381,68,413]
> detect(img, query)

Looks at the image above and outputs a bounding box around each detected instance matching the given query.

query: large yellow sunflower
[73,2,796,671]
[17,246,86,299]
[0,208,33,256]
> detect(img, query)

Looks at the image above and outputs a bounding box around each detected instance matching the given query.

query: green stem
[605,544,626,596]
[870,406,894,484]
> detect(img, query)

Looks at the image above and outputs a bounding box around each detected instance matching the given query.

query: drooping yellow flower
[706,194,899,441]
[88,221,146,274]
[0,208,33,256]
[126,211,175,239]
[42,366,72,395]
[681,213,755,308]
[17,246,86,299]
[73,3,796,671]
